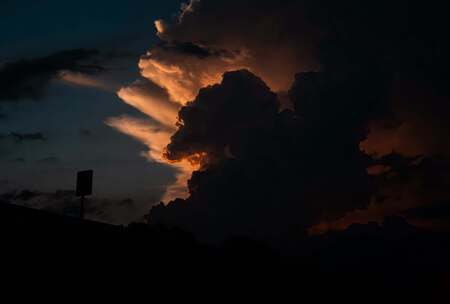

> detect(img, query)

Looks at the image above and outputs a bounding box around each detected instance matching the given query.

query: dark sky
[0,0,183,58]
[0,0,184,224]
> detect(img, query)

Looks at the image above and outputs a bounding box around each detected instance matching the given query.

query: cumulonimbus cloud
[110,0,450,240]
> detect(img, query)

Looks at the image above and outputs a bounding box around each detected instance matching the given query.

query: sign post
[76,170,94,220]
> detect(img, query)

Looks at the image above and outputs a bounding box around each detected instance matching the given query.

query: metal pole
[80,195,85,220]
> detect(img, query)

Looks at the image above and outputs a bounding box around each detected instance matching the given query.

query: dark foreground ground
[1,202,449,299]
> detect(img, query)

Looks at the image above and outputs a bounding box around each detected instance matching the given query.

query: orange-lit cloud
[339,78,450,234]
[361,79,450,158]
[153,0,319,93]
[117,80,181,128]
[58,71,112,91]
[138,49,246,104]
[106,115,193,201]
[310,155,450,235]
[106,115,172,162]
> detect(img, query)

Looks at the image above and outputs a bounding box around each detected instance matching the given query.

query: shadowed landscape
[1,201,449,297]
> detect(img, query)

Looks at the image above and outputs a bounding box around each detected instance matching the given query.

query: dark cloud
[405,201,450,221]
[79,129,93,137]
[306,0,450,161]
[156,41,238,59]
[165,70,279,165]
[310,153,450,234]
[37,157,60,164]
[377,156,450,217]
[143,0,450,243]
[119,198,135,207]
[7,132,46,143]
[308,1,450,232]
[151,69,374,242]
[0,49,104,101]
[0,133,46,160]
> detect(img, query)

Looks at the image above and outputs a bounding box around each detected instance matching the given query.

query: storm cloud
[107,0,450,241]
[150,69,375,242]
[110,0,323,201]
[0,132,46,143]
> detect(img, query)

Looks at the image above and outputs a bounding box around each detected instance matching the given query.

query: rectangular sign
[76,170,93,197]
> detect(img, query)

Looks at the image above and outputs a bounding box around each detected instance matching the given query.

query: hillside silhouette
[1,201,448,297]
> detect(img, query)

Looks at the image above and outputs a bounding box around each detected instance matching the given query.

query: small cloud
[157,41,237,59]
[37,157,60,163]
[9,132,46,143]
[79,129,93,137]
[58,71,110,91]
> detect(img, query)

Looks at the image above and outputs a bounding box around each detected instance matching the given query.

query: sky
[0,0,184,224]
[1,0,450,239]
[0,0,183,58]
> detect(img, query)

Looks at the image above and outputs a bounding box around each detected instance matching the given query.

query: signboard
[76,170,93,197]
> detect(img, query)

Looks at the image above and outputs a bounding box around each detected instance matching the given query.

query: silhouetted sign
[76,170,93,197]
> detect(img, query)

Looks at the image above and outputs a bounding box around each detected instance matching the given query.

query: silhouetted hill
[1,203,448,298]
